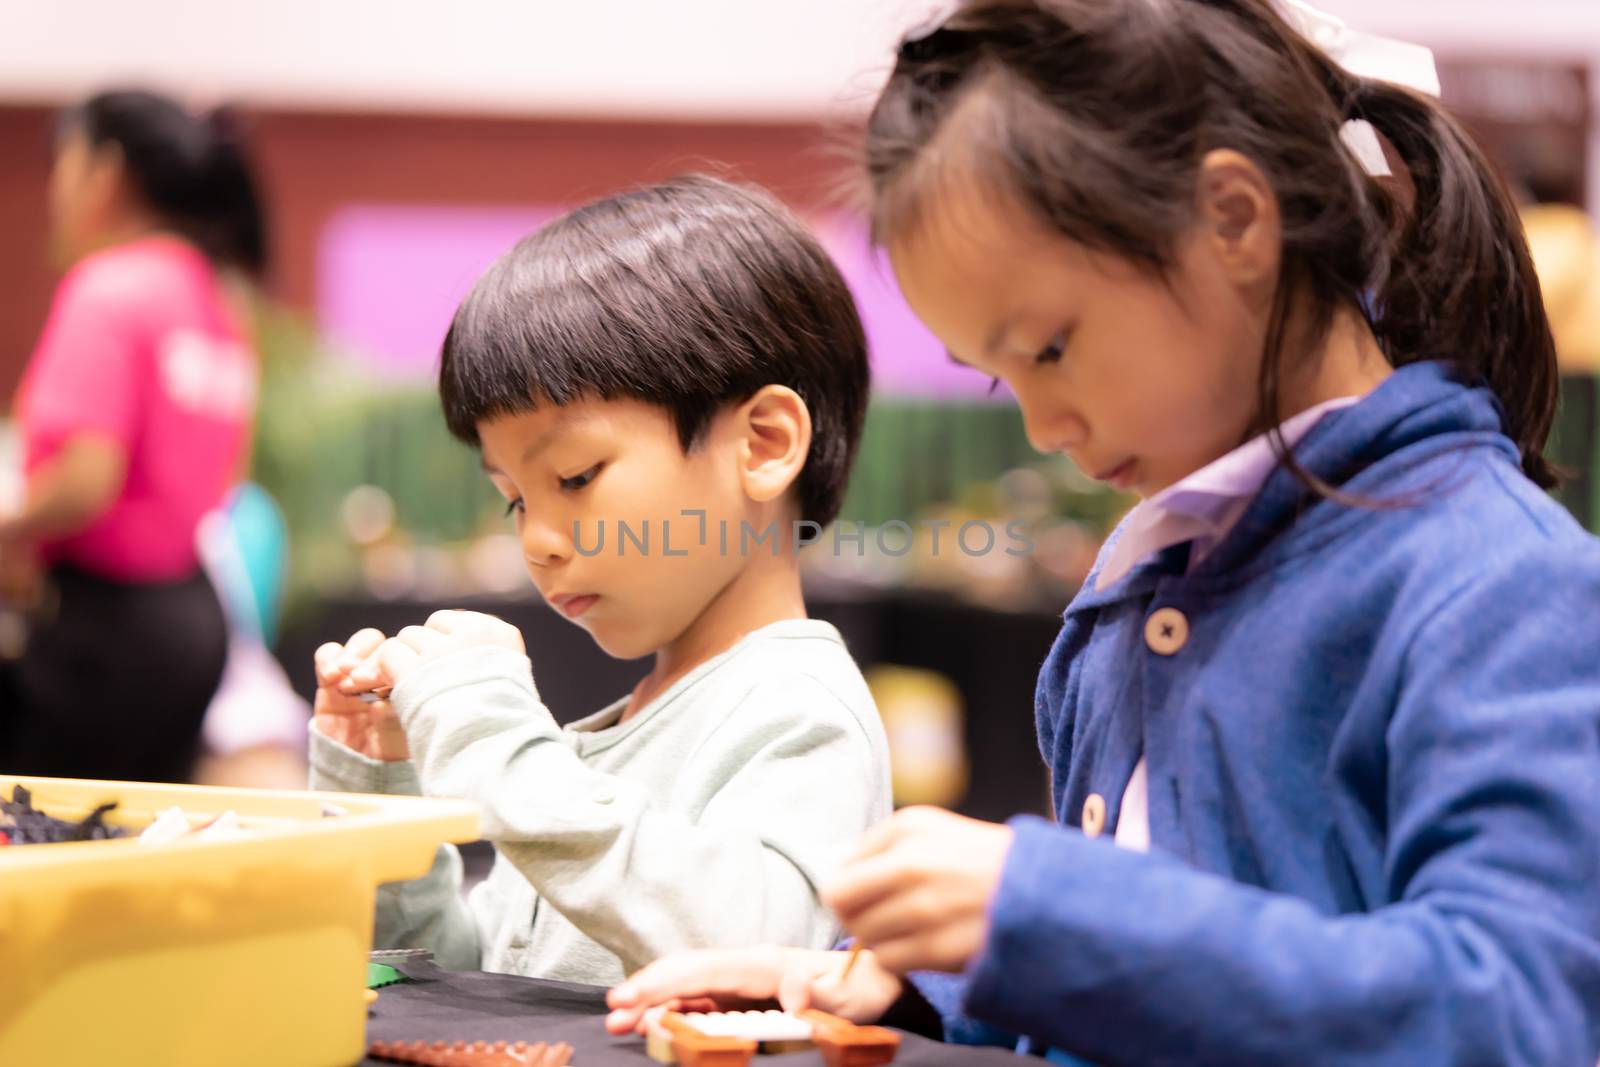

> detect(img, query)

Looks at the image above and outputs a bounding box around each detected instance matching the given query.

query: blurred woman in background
[0,89,266,782]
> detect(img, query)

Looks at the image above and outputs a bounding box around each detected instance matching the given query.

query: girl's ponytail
[1354,79,1559,487]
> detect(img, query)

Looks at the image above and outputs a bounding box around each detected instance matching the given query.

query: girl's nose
[1020,400,1088,456]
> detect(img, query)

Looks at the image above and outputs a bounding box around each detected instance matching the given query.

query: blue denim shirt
[916,361,1600,1065]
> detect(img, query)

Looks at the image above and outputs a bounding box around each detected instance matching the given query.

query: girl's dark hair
[439,174,871,527]
[61,89,268,276]
[865,0,1559,488]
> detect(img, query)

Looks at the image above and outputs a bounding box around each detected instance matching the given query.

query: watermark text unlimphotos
[566,509,1050,558]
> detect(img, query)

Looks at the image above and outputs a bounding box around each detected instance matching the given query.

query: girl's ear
[1194,148,1280,288]
[733,384,813,506]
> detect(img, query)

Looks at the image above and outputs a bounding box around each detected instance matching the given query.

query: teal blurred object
[215,483,290,644]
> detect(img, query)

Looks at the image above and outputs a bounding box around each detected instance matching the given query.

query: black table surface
[359,969,1022,1066]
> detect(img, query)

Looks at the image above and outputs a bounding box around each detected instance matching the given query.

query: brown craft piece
[648,1009,900,1067]
[657,1013,759,1067]
[366,1038,574,1066]
[799,1010,901,1067]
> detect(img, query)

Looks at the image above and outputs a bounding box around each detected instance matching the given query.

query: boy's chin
[579,620,657,662]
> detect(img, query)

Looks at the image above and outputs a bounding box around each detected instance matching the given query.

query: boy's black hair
[439,174,871,526]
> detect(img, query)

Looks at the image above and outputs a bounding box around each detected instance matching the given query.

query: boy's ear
[734,385,812,505]
[1194,148,1279,289]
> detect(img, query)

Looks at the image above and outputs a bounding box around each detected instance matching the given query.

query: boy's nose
[521,519,571,567]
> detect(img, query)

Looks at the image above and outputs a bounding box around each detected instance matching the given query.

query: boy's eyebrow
[521,424,564,465]
[480,411,590,475]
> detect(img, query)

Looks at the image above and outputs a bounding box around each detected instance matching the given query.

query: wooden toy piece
[366,1037,573,1066]
[647,1009,900,1066]
[798,1010,901,1067]
[647,1012,758,1067]
[680,1010,813,1052]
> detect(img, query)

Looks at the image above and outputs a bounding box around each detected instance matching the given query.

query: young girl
[604,1,1600,1063]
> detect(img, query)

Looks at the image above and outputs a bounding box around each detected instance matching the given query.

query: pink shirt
[17,237,255,582]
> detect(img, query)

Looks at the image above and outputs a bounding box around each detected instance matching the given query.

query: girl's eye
[1035,329,1069,365]
[503,498,525,519]
[559,463,603,492]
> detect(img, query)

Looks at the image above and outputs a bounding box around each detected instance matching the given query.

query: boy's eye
[1034,329,1070,365]
[503,498,525,518]
[559,463,603,492]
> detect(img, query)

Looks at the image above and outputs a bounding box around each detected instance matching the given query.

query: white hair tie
[1274,0,1441,176]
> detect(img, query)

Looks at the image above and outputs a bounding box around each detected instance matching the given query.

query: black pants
[0,565,227,783]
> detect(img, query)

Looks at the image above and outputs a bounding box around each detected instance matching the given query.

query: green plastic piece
[366,963,406,989]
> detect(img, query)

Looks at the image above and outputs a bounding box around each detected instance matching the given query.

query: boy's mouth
[547,592,599,619]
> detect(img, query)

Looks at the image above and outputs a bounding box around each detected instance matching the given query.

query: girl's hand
[824,806,1015,975]
[604,946,903,1036]
[340,610,525,696]
[312,629,409,761]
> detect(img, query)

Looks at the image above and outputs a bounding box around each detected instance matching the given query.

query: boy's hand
[339,610,526,696]
[822,806,1014,975]
[604,946,903,1036]
[313,629,410,761]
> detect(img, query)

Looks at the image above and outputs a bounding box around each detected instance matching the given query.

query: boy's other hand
[341,610,526,696]
[604,946,902,1036]
[313,630,410,761]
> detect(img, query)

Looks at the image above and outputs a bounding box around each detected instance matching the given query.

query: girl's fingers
[843,815,905,864]
[833,884,948,952]
[823,849,919,922]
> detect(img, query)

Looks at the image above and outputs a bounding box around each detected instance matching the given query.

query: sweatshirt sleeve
[307,724,483,970]
[389,645,887,976]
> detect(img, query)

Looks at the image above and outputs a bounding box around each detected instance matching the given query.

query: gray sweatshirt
[309,618,892,985]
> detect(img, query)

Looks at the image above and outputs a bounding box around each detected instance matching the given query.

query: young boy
[311,176,891,986]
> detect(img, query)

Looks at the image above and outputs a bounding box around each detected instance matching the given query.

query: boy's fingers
[377,638,423,680]
[424,609,473,633]
[313,685,368,717]
[342,643,400,691]
[314,642,347,682]
[337,628,387,669]
[609,947,790,1011]
[395,625,445,654]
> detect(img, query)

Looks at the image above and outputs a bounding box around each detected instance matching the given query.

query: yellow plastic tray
[0,775,478,1067]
